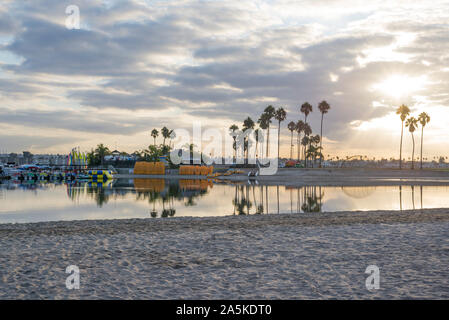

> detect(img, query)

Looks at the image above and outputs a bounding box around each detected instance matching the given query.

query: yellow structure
[88,170,113,181]
[134,162,165,175]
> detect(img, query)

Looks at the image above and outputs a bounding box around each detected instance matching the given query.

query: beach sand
[1,208,449,299]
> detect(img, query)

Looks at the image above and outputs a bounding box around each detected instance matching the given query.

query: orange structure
[134,162,165,175]
[179,165,213,176]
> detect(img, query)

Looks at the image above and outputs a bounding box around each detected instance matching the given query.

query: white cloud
[0,0,447,157]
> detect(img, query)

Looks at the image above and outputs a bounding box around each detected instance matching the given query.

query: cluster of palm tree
[229,101,331,168]
[86,143,111,166]
[150,126,175,147]
[397,104,430,169]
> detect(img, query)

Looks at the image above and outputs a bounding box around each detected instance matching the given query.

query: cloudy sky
[0,0,448,158]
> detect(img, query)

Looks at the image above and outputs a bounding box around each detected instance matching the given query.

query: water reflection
[1,179,449,223]
[65,179,213,218]
[229,185,326,215]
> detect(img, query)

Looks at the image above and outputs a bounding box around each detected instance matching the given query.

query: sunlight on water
[1,179,449,223]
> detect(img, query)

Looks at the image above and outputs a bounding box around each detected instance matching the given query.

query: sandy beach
[1,208,448,299]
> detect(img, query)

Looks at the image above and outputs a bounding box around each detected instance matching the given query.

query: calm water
[1,179,449,223]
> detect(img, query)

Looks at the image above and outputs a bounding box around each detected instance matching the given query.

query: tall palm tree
[261,106,275,158]
[151,129,159,146]
[405,116,418,169]
[287,121,297,160]
[418,112,430,170]
[302,123,312,167]
[161,127,170,146]
[168,129,175,149]
[296,120,305,162]
[301,136,310,167]
[274,107,287,160]
[318,100,331,168]
[396,104,410,169]
[229,124,239,162]
[243,117,255,162]
[94,143,110,167]
[255,128,262,160]
[257,113,269,159]
[300,102,313,124]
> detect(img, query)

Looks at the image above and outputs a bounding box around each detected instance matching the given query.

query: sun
[372,74,427,98]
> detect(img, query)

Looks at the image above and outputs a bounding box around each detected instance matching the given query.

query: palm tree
[274,107,287,160]
[396,104,410,169]
[151,128,159,146]
[261,106,275,158]
[418,112,430,169]
[318,100,331,168]
[229,124,239,162]
[255,128,262,160]
[243,117,255,162]
[300,102,313,124]
[405,116,418,169]
[301,136,310,167]
[287,121,297,160]
[167,129,175,149]
[302,123,312,167]
[257,113,269,160]
[306,135,322,167]
[161,127,170,146]
[296,120,305,162]
[94,143,110,167]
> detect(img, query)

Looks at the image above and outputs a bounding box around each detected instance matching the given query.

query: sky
[0,0,448,159]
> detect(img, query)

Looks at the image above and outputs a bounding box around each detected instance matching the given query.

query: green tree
[300,102,313,124]
[287,121,297,160]
[405,116,418,169]
[151,128,159,146]
[318,100,331,168]
[261,105,275,158]
[144,145,162,162]
[418,112,430,169]
[255,128,262,160]
[243,117,255,161]
[274,107,287,160]
[257,114,269,160]
[296,120,305,162]
[302,123,312,167]
[396,104,411,169]
[94,144,110,167]
[229,124,239,162]
[300,102,313,165]
[161,127,170,146]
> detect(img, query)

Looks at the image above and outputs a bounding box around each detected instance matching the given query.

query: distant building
[0,152,67,166]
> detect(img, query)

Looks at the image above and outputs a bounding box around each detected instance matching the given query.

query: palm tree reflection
[231,184,324,215]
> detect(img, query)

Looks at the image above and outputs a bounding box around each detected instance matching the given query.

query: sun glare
[372,75,427,98]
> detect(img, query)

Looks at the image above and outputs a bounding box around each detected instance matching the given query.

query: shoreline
[2,207,449,232]
[114,168,449,187]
